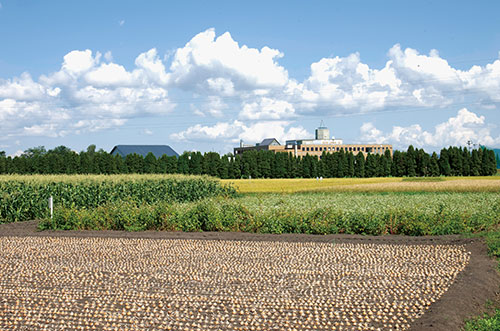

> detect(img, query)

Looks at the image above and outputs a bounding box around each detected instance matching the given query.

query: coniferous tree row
[0,145,497,178]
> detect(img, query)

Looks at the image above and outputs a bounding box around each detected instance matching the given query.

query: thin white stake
[48,196,53,220]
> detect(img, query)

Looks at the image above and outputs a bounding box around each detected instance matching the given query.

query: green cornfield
[0,174,236,223]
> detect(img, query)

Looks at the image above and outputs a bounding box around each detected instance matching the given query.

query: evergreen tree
[462,147,471,176]
[144,152,158,173]
[45,152,64,174]
[125,153,144,173]
[337,150,347,177]
[383,149,392,177]
[288,153,300,178]
[481,148,490,175]
[219,154,230,179]
[488,149,497,174]
[83,145,99,174]
[310,155,319,178]
[346,152,355,177]
[439,148,451,176]
[321,152,332,177]
[470,149,481,176]
[364,153,377,178]
[204,152,221,177]
[377,154,387,177]
[231,155,242,179]
[273,152,287,178]
[496,153,500,169]
[114,154,127,173]
[12,156,28,174]
[79,152,92,174]
[157,155,168,173]
[241,151,258,178]
[405,145,417,177]
[483,149,497,175]
[257,151,272,178]
[354,152,365,178]
[449,147,463,176]
[5,157,13,174]
[429,152,440,177]
[177,153,190,174]
[166,156,178,174]
[301,154,312,178]
[391,151,406,177]
[0,151,6,174]
[189,152,203,175]
[329,152,339,177]
[64,151,80,174]
[23,146,47,173]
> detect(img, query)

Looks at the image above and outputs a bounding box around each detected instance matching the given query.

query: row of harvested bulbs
[0,236,469,330]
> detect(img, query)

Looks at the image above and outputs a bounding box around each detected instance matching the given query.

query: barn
[110,145,179,158]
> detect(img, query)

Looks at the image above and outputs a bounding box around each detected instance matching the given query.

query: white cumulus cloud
[1,28,500,146]
[170,120,310,145]
[168,28,288,92]
[239,97,296,120]
[359,108,500,149]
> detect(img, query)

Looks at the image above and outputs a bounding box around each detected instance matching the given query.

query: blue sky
[1,0,500,156]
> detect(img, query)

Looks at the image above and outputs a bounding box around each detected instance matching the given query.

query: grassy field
[222,176,500,193]
[1,174,500,329]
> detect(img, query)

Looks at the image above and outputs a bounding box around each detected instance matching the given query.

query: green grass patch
[465,309,500,330]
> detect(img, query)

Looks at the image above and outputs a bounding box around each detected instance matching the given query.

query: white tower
[315,121,330,140]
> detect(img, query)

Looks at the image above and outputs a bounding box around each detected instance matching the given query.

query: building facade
[234,126,392,158]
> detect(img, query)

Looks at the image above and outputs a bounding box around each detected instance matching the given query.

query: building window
[315,147,318,151]
[302,147,305,151]
[361,147,365,151]
[306,147,310,151]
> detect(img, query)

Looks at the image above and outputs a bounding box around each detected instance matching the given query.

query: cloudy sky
[1,1,500,156]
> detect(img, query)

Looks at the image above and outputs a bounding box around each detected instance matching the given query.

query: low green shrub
[39,192,500,236]
[465,309,500,330]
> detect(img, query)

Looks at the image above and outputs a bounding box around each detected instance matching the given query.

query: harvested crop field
[0,222,499,331]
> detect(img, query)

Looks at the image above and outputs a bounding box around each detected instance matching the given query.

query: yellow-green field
[222,176,500,193]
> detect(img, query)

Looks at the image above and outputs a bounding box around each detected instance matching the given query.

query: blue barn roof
[110,145,179,158]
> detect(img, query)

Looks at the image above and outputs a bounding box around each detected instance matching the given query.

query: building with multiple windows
[234,126,392,158]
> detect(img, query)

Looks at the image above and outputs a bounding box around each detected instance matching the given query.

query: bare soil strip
[0,221,499,331]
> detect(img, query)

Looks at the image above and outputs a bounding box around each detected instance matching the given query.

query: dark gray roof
[110,145,179,158]
[260,138,280,146]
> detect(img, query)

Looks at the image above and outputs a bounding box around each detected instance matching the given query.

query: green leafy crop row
[39,192,500,236]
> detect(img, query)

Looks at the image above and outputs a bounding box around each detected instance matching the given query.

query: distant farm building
[234,125,392,158]
[110,145,179,158]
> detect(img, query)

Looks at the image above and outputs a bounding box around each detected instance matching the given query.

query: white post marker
[48,196,53,220]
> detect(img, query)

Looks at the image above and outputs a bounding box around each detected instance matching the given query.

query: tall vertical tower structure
[315,121,330,140]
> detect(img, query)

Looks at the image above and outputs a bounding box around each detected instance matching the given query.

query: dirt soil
[1,220,499,331]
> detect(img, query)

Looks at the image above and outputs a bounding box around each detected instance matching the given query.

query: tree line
[0,145,497,178]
